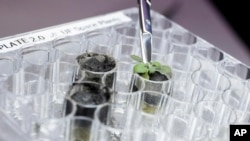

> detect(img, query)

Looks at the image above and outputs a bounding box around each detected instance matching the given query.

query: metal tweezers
[138,0,152,63]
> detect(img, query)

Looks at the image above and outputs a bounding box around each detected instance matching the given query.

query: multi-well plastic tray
[0,7,250,141]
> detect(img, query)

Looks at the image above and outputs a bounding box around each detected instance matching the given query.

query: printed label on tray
[0,12,131,53]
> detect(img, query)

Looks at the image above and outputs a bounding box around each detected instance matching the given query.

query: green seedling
[131,55,172,80]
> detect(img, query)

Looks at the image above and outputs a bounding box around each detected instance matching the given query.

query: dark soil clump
[149,71,168,81]
[70,82,111,105]
[77,53,116,72]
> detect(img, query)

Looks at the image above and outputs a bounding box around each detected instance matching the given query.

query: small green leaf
[148,65,156,74]
[159,65,172,74]
[151,61,161,68]
[131,55,143,62]
[141,73,150,80]
[133,63,148,73]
